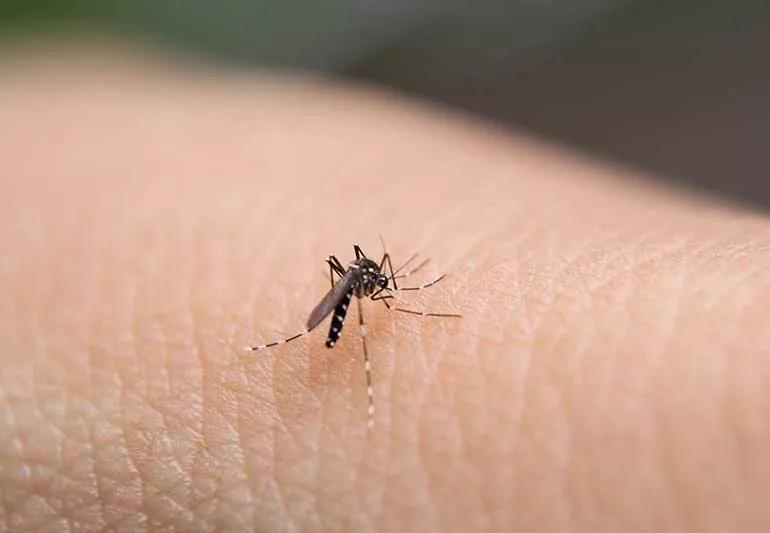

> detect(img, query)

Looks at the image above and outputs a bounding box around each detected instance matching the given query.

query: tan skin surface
[1,52,770,532]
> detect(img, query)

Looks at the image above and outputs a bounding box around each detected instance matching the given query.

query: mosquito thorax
[350,258,383,297]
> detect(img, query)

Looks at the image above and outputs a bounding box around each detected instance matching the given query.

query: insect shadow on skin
[247,241,461,429]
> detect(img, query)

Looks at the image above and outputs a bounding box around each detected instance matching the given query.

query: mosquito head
[377,274,389,289]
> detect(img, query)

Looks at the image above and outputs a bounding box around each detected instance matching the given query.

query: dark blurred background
[2,0,768,208]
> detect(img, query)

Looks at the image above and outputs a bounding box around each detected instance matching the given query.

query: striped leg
[378,292,461,318]
[393,257,431,280]
[380,252,398,289]
[246,328,310,351]
[381,249,432,285]
[357,296,375,430]
[326,254,346,289]
[392,273,447,292]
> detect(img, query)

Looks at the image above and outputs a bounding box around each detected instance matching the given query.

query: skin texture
[1,50,770,532]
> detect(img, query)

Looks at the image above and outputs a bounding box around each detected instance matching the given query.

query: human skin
[1,51,770,532]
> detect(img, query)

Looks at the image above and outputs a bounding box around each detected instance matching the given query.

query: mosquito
[247,242,461,429]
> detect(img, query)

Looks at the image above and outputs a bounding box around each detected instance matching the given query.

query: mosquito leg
[330,254,346,274]
[371,293,393,301]
[392,273,447,292]
[376,252,398,290]
[378,234,387,259]
[357,296,375,430]
[391,307,462,318]
[392,252,418,277]
[246,328,310,351]
[354,243,367,260]
[326,254,346,289]
[393,257,431,280]
[327,260,336,289]
[370,287,386,300]
[384,253,399,290]
[380,293,461,318]
[370,287,395,301]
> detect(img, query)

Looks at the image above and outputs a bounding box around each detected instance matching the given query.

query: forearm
[1,52,770,532]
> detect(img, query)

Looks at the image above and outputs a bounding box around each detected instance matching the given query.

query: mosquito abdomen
[325,290,353,348]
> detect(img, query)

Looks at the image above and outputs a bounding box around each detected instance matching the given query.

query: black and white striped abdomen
[325,290,353,348]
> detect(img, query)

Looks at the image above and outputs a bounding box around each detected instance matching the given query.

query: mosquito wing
[306,270,355,331]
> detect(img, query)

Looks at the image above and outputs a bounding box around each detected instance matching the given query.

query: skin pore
[1,50,770,532]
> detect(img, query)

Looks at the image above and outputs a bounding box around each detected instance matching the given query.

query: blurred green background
[2,0,769,207]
